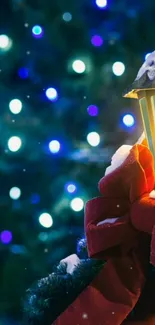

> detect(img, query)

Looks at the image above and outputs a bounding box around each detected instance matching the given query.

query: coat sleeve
[54,256,145,325]
[99,144,155,204]
[118,143,155,266]
[130,181,155,267]
[85,197,138,259]
[86,144,154,259]
[131,195,155,234]
[131,196,155,266]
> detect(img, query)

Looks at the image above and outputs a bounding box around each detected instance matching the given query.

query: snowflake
[82,313,88,319]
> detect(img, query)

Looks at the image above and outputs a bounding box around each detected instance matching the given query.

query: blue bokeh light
[10,244,27,254]
[122,114,135,127]
[45,88,58,101]
[18,67,29,79]
[32,25,43,38]
[0,230,12,244]
[91,35,103,47]
[49,140,61,153]
[87,105,98,116]
[31,193,40,204]
[65,183,77,194]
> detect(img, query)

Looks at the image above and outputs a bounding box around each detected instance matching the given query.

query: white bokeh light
[9,99,22,114]
[123,114,135,127]
[96,0,107,8]
[8,136,22,152]
[72,60,86,73]
[87,132,100,147]
[49,140,60,153]
[70,198,84,212]
[9,187,21,200]
[0,35,12,50]
[45,88,58,101]
[112,61,125,76]
[67,184,76,193]
[39,213,53,228]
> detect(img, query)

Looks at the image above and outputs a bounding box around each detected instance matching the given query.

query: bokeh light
[95,0,107,9]
[122,114,135,127]
[45,87,58,101]
[39,213,53,228]
[38,232,48,242]
[62,12,72,22]
[0,34,12,50]
[9,99,22,114]
[31,193,40,204]
[87,105,98,116]
[0,230,12,244]
[49,140,60,153]
[72,60,86,73]
[8,136,22,152]
[32,25,43,38]
[66,183,77,193]
[70,198,84,212]
[87,132,100,147]
[112,61,125,76]
[0,35,9,48]
[91,35,103,47]
[10,244,26,254]
[18,67,29,79]
[9,187,21,200]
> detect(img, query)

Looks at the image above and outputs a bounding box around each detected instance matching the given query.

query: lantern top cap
[123,50,155,99]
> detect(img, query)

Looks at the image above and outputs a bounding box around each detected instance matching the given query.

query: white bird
[136,51,155,81]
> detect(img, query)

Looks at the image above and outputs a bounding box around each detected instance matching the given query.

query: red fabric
[131,195,155,234]
[128,145,155,265]
[124,319,155,325]
[55,258,145,325]
[151,226,155,265]
[85,197,134,258]
[54,143,155,325]
[99,144,154,203]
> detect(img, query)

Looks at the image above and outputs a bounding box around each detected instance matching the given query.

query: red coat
[54,144,155,325]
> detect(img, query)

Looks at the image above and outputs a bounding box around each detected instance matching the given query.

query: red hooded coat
[54,144,155,325]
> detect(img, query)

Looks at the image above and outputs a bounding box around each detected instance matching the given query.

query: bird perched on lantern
[124,51,155,163]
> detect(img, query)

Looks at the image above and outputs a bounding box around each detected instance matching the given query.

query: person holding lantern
[23,51,155,325]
